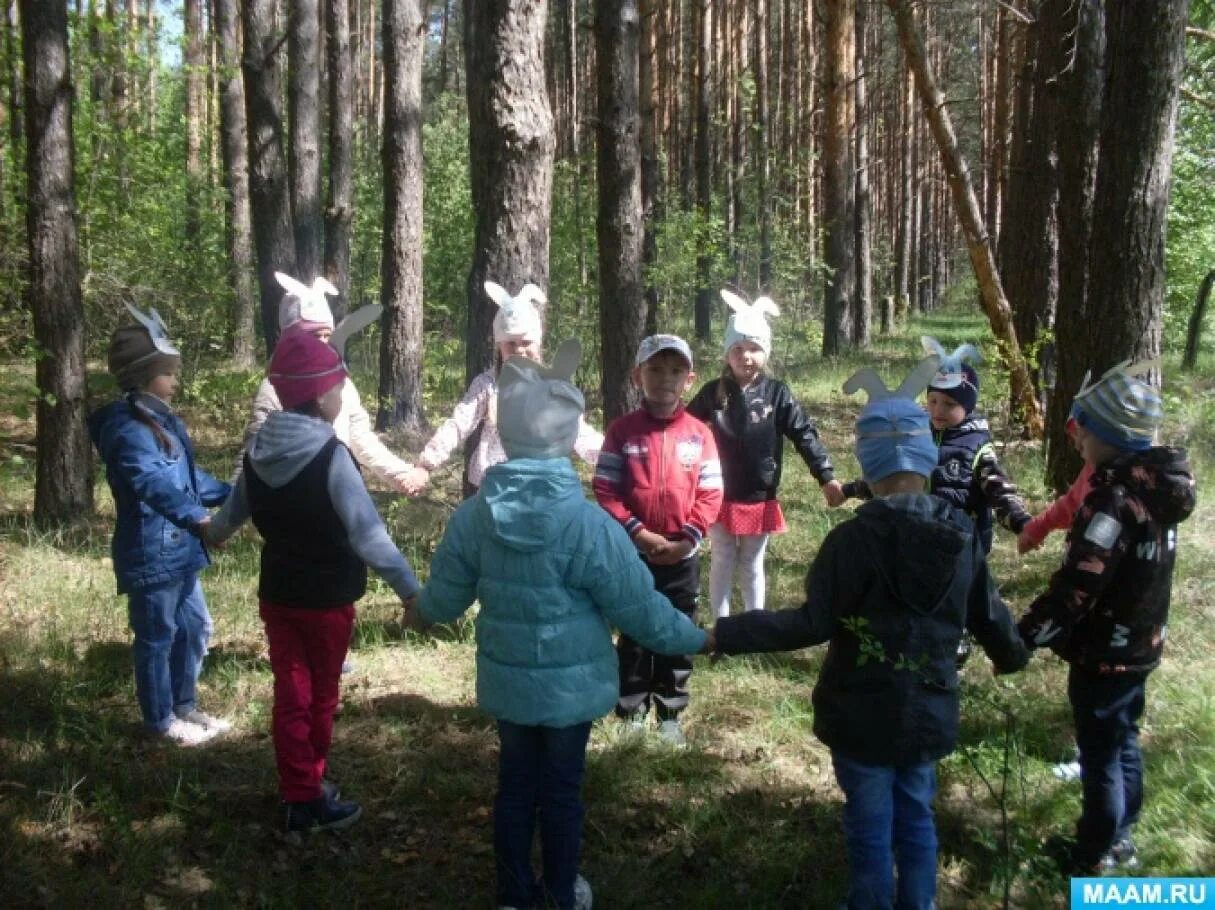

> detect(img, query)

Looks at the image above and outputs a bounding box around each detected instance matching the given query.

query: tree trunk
[289,0,322,279]
[183,0,204,242]
[888,0,1043,436]
[1085,0,1189,373]
[21,0,93,524]
[754,0,771,290]
[1046,0,1103,491]
[596,0,645,423]
[894,51,913,314]
[243,0,297,353]
[463,0,554,382]
[438,0,451,94]
[852,0,872,347]
[693,0,713,341]
[378,0,426,432]
[214,0,256,367]
[986,4,1012,255]
[1182,270,1215,371]
[324,0,354,317]
[640,0,661,336]
[821,0,855,355]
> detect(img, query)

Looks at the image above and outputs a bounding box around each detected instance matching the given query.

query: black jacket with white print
[1018,447,1196,675]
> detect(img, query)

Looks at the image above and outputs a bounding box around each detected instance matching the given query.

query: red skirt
[716,499,787,535]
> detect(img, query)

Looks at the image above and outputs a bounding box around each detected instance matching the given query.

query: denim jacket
[90,394,231,593]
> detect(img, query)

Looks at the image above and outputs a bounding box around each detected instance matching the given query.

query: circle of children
[88,270,1196,910]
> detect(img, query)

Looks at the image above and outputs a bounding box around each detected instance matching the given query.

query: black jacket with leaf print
[715,493,1028,766]
[1018,447,1196,675]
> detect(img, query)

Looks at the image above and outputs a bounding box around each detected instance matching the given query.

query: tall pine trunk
[640,0,661,336]
[214,0,256,367]
[821,0,855,355]
[21,0,93,524]
[754,0,771,290]
[183,0,204,242]
[243,0,297,353]
[378,0,426,432]
[852,0,872,347]
[693,0,713,341]
[596,0,645,422]
[324,0,354,317]
[289,0,322,279]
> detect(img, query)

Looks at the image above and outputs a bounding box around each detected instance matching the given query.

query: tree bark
[754,0,772,290]
[289,0,322,279]
[21,0,93,524]
[821,0,855,355]
[1182,270,1215,371]
[596,0,645,422]
[1046,0,1102,491]
[378,0,426,432]
[640,0,661,336]
[324,0,354,317]
[894,50,913,314]
[214,0,256,367]
[463,0,554,381]
[183,0,204,242]
[852,0,872,347]
[1085,0,1189,373]
[693,0,713,341]
[243,0,297,353]
[888,0,1043,435]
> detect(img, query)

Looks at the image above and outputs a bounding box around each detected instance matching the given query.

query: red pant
[260,601,354,802]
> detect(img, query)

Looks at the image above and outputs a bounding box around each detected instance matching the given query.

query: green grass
[1,310,1213,907]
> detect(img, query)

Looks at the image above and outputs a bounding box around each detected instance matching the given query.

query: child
[399,281,602,496]
[236,272,414,491]
[207,331,422,832]
[411,342,708,910]
[688,289,844,619]
[1017,418,1096,555]
[707,359,1029,910]
[89,305,233,746]
[593,334,722,745]
[1017,361,1195,874]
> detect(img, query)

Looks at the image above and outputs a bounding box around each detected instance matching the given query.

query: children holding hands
[408,341,709,910]
[90,305,234,746]
[688,289,843,619]
[207,330,422,833]
[593,334,723,744]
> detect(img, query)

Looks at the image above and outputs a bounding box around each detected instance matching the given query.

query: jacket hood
[1098,446,1196,526]
[89,394,172,450]
[477,458,586,552]
[855,493,971,616]
[246,410,335,488]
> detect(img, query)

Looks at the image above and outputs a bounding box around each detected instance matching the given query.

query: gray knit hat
[107,304,182,390]
[1070,360,1163,451]
[497,339,585,460]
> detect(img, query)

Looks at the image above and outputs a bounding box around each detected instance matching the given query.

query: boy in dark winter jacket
[594,334,723,745]
[1018,361,1196,875]
[707,359,1029,910]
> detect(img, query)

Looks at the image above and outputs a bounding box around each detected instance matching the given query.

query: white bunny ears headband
[276,271,338,331]
[842,357,942,404]
[721,289,780,355]
[921,336,980,389]
[124,302,181,357]
[487,280,546,343]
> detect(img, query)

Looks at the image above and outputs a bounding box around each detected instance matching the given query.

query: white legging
[708,523,771,619]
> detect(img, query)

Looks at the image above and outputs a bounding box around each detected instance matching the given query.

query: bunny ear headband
[502,338,581,384]
[720,289,780,321]
[843,356,941,404]
[1074,359,1159,400]
[124,302,181,357]
[275,271,339,303]
[920,336,980,389]
[485,280,548,310]
[329,305,383,360]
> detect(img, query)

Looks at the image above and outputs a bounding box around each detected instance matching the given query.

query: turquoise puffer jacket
[418,457,707,727]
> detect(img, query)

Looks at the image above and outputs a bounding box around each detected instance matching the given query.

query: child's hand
[700,628,717,654]
[649,538,693,566]
[398,466,431,496]
[821,479,846,508]
[633,529,666,557]
[1017,529,1042,555]
[198,517,225,550]
[400,595,429,631]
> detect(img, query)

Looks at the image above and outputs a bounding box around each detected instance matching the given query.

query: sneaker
[157,717,218,747]
[657,719,686,747]
[619,709,648,731]
[1044,834,1102,877]
[1100,838,1140,871]
[284,793,363,833]
[955,633,973,669]
[341,659,355,675]
[1052,759,1082,781]
[321,778,340,801]
[174,708,232,733]
[574,874,593,910]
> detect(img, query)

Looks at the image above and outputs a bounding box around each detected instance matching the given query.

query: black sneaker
[284,793,362,833]
[1044,834,1102,877]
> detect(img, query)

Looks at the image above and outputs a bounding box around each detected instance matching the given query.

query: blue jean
[832,752,937,910]
[127,574,212,732]
[1069,667,1146,865]
[495,720,593,909]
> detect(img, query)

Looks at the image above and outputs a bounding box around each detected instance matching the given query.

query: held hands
[400,594,429,632]
[397,466,431,496]
[1016,529,1042,555]
[700,627,717,655]
[197,516,224,550]
[821,479,846,508]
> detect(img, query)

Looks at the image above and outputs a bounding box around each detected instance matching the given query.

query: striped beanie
[1070,360,1163,451]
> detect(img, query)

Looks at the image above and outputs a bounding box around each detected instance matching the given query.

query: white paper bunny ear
[310,276,339,298]
[329,304,383,358]
[950,342,981,365]
[543,338,581,382]
[720,288,749,314]
[753,297,780,320]
[274,271,308,297]
[843,356,940,403]
[484,281,514,309]
[516,283,547,307]
[921,335,947,359]
[124,302,180,356]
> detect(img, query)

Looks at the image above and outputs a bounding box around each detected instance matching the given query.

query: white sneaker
[175,709,232,733]
[1052,759,1082,781]
[657,719,686,747]
[158,717,217,747]
[574,874,593,910]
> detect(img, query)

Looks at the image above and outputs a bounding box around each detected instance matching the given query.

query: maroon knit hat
[268,329,347,410]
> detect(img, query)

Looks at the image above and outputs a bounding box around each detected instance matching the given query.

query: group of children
[88,278,1195,910]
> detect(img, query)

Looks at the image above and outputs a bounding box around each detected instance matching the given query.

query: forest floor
[1,310,1213,908]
